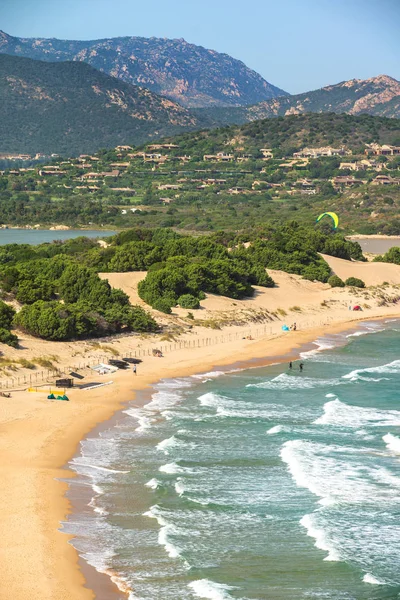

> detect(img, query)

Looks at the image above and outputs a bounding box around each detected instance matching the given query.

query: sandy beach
[2,255,400,599]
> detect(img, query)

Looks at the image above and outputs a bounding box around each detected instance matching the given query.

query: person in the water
[289,361,293,369]
[299,362,304,372]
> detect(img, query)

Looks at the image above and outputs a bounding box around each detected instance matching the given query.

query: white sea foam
[383,433,400,454]
[281,439,399,506]
[199,392,278,420]
[71,461,129,474]
[86,546,137,599]
[343,359,400,380]
[88,497,108,516]
[266,425,285,435]
[156,435,182,454]
[192,370,227,380]
[363,573,386,585]
[189,578,236,599]
[325,393,336,398]
[215,407,269,419]
[175,479,186,496]
[300,514,341,562]
[314,399,400,428]
[346,331,369,338]
[159,525,181,558]
[124,408,154,432]
[159,462,183,474]
[145,478,160,490]
[355,429,368,436]
[281,440,335,503]
[143,505,182,558]
[300,339,336,359]
[248,373,342,391]
[125,378,193,432]
[199,392,230,408]
[187,496,211,507]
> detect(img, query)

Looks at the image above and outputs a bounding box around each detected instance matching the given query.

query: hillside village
[0,114,400,234]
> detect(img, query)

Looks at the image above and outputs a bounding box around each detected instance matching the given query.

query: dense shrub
[328,275,345,288]
[0,301,16,329]
[108,241,162,272]
[126,306,158,332]
[14,301,75,341]
[0,327,18,348]
[178,294,200,309]
[152,298,173,314]
[373,247,400,265]
[16,279,54,304]
[0,223,371,341]
[323,238,359,261]
[138,257,260,312]
[232,226,332,283]
[247,265,275,288]
[345,277,365,288]
[14,300,157,340]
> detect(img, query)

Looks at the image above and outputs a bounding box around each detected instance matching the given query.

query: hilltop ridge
[197,75,400,125]
[0,30,288,108]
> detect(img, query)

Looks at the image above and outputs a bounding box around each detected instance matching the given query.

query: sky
[0,0,399,94]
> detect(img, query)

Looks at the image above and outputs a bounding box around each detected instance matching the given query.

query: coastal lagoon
[0,229,116,245]
[64,321,400,599]
[350,237,400,255]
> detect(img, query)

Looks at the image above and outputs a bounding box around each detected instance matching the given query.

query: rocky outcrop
[245,75,400,120]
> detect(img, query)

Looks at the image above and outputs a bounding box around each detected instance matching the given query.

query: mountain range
[0,30,287,108]
[0,54,202,155]
[0,30,399,155]
[195,75,400,125]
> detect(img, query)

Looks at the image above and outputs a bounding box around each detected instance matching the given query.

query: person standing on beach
[133,365,137,375]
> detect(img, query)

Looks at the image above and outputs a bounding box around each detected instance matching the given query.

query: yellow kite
[316,212,339,229]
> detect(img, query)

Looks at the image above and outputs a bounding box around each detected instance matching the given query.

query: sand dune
[322,254,400,287]
[100,271,147,305]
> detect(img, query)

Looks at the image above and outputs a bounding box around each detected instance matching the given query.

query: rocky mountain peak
[0,31,288,108]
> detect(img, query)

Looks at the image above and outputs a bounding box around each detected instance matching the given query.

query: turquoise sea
[63,320,400,600]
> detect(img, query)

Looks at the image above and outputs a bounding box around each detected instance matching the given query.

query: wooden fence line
[0,317,335,390]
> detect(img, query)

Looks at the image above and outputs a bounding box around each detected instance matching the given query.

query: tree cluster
[0,301,18,347]
[0,241,157,341]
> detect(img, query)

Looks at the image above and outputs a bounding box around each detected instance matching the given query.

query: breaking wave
[314,399,400,428]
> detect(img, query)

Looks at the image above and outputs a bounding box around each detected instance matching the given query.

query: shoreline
[61,316,394,600]
[1,312,399,600]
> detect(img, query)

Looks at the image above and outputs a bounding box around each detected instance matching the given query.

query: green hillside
[0,54,202,155]
[166,113,400,156]
[0,113,399,235]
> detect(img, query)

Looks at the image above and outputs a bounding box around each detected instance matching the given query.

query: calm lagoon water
[350,237,400,255]
[0,229,116,245]
[64,321,400,600]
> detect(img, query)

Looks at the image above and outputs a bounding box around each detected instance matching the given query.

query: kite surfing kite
[316,212,339,230]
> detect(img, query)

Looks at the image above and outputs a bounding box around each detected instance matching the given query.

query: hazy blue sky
[1,0,399,93]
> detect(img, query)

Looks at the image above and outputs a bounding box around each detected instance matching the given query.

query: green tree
[345,277,365,288]
[0,301,16,329]
[0,328,18,348]
[328,275,345,288]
